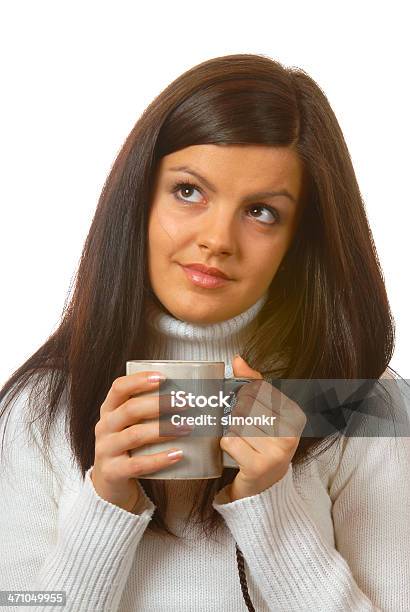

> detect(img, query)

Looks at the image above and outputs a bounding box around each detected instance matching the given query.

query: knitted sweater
[1,292,409,612]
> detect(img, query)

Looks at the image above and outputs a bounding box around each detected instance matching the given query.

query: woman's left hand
[220,355,307,502]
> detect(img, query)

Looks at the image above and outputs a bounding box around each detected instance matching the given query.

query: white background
[1,1,408,385]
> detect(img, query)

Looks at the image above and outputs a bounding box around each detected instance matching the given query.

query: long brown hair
[0,53,396,541]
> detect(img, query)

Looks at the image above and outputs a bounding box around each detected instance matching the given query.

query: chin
[154,289,240,323]
[179,305,236,324]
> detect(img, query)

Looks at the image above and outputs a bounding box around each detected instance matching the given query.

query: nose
[195,209,236,256]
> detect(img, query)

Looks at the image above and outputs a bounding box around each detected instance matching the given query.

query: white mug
[126,360,253,479]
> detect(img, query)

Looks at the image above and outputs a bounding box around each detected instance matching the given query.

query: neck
[145,293,268,378]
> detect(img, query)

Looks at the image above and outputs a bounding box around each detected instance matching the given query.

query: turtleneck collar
[145,292,268,378]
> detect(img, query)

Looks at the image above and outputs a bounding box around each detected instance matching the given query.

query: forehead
[158,144,303,195]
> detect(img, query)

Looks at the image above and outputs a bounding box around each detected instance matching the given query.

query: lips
[180,265,230,289]
[180,263,230,279]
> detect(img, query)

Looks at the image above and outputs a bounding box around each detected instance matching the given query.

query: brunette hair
[0,53,397,544]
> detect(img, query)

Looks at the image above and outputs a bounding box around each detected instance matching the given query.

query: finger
[226,421,300,456]
[226,422,276,453]
[236,379,274,405]
[236,382,307,435]
[239,380,297,416]
[100,371,166,415]
[103,447,185,481]
[97,421,193,457]
[219,432,255,466]
[228,397,277,434]
[105,393,177,433]
[125,447,186,478]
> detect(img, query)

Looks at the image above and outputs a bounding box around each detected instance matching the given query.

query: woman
[1,53,409,611]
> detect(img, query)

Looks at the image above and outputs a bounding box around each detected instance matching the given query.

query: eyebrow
[167,165,297,205]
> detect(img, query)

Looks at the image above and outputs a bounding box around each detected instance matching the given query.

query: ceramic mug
[126,360,253,479]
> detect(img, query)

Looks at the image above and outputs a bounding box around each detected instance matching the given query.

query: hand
[220,355,307,502]
[91,372,192,512]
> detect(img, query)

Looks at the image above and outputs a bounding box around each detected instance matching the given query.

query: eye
[171,180,203,204]
[247,205,280,225]
[170,180,281,225]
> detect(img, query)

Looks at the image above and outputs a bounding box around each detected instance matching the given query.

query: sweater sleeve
[0,384,156,612]
[212,433,410,612]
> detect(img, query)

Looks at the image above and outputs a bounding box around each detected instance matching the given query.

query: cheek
[148,210,185,277]
[149,204,185,247]
[249,237,286,267]
[148,211,166,271]
[243,240,287,286]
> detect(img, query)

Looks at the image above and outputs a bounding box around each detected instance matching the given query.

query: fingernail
[174,423,194,431]
[148,373,166,383]
[168,449,184,460]
[174,425,194,436]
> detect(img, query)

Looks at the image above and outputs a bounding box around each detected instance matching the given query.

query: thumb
[231,354,263,379]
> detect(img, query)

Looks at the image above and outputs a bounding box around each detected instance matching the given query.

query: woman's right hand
[91,371,192,513]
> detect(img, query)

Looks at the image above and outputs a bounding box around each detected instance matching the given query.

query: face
[148,144,304,323]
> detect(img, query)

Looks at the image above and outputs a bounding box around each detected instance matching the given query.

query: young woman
[1,53,409,612]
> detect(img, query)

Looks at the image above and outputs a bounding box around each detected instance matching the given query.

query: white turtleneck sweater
[1,293,409,612]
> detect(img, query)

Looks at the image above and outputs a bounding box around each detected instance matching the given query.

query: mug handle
[222,377,254,468]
